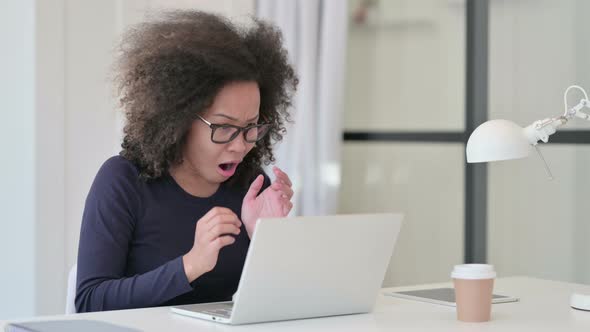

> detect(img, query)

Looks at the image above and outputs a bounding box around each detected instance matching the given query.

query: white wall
[0,0,36,319]
[63,0,131,293]
[35,0,66,316]
[342,0,590,286]
[344,0,465,131]
[0,0,255,320]
[488,0,590,284]
[340,0,465,286]
[339,143,464,286]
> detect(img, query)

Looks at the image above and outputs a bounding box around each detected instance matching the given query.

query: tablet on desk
[385,287,519,307]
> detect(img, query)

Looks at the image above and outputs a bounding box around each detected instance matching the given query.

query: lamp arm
[523,116,567,145]
[563,85,590,120]
[524,85,590,145]
[564,99,590,120]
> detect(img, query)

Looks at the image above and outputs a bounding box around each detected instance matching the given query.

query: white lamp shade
[466,119,532,163]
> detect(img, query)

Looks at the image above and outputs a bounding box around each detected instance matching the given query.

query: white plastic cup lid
[451,264,496,280]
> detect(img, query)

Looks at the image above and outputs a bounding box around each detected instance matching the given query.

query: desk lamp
[465,85,590,311]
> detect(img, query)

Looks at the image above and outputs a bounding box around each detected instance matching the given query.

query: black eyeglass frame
[196,114,271,144]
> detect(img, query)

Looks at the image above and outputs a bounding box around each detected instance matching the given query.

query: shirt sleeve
[75,157,193,313]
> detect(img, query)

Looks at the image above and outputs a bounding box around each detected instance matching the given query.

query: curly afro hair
[115,10,298,188]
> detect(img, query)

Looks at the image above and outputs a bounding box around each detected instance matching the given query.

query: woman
[75,10,298,313]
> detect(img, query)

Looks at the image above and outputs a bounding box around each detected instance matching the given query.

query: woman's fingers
[271,167,294,202]
[197,207,242,243]
[244,174,265,203]
[273,166,292,187]
[205,213,241,233]
[271,186,293,216]
[200,207,236,225]
[282,201,293,216]
[206,223,241,241]
[271,181,294,199]
[212,236,236,250]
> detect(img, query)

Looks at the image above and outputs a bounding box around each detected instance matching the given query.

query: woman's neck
[169,162,219,198]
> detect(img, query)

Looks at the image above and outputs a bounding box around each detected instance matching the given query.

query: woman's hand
[241,166,294,238]
[182,207,242,283]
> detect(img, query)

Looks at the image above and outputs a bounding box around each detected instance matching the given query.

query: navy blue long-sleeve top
[75,156,269,313]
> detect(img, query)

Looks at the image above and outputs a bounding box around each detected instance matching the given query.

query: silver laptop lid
[230,213,403,324]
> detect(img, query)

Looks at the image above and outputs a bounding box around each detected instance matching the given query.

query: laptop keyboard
[199,302,234,319]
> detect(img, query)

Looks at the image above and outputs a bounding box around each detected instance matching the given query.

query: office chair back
[65,264,77,314]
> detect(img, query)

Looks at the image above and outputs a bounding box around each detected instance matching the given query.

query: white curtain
[257,0,348,216]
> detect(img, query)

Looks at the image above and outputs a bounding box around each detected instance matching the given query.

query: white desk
[3,277,590,331]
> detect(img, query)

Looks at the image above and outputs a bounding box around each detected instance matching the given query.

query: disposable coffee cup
[451,264,496,322]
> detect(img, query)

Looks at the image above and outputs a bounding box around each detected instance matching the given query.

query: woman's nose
[227,133,249,153]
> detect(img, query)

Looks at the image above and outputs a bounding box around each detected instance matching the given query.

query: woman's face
[182,81,261,186]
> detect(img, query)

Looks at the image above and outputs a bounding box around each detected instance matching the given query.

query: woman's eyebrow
[212,114,259,122]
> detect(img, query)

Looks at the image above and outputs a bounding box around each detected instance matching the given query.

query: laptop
[171,213,403,325]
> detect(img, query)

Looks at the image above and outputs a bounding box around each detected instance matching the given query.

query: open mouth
[217,162,238,177]
[219,163,234,171]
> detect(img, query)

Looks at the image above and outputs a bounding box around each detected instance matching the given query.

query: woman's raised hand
[241,166,294,238]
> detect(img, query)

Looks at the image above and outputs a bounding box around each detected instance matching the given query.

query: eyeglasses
[196,115,272,144]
